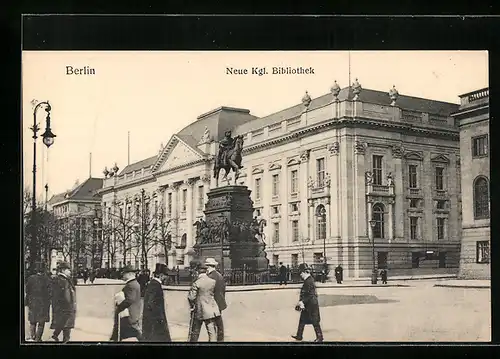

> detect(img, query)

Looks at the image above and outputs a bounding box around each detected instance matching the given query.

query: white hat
[205,258,218,267]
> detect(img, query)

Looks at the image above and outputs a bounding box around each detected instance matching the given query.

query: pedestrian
[334,264,343,284]
[206,258,227,342]
[89,270,96,284]
[25,263,52,342]
[321,261,329,284]
[110,265,142,342]
[380,269,388,284]
[50,262,77,343]
[187,264,220,342]
[142,264,171,342]
[279,262,288,286]
[292,263,323,343]
[82,269,89,284]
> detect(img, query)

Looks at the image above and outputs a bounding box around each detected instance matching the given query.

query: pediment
[152,136,204,172]
[431,154,450,164]
[252,167,264,175]
[269,162,282,171]
[404,151,424,161]
[287,158,300,167]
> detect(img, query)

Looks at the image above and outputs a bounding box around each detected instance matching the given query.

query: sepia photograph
[22,50,490,343]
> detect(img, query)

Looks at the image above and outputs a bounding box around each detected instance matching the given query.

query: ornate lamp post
[29,100,56,271]
[369,219,378,285]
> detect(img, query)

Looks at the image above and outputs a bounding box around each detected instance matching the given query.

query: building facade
[99,81,462,278]
[47,177,104,272]
[452,88,490,279]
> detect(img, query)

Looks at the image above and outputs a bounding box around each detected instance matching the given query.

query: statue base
[193,185,269,272]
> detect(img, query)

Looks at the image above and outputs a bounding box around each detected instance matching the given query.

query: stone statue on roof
[199,126,211,144]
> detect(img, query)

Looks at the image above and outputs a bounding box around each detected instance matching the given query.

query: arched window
[372,203,385,239]
[179,233,187,248]
[316,205,327,241]
[474,176,489,219]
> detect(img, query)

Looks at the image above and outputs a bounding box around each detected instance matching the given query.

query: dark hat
[153,263,166,276]
[298,263,311,273]
[58,262,71,270]
[121,265,137,274]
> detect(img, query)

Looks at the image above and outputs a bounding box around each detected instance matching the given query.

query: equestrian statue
[213,130,244,186]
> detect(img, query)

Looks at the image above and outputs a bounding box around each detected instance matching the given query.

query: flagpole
[127,131,130,165]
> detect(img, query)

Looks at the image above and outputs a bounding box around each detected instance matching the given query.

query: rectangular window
[409,199,418,208]
[316,158,326,187]
[435,167,444,190]
[410,217,418,240]
[198,186,204,209]
[255,178,261,200]
[408,165,418,188]
[273,223,279,243]
[437,218,445,240]
[167,193,172,215]
[182,189,187,212]
[472,135,488,157]
[272,174,280,197]
[272,206,279,215]
[436,200,446,210]
[272,254,279,266]
[373,155,383,185]
[291,254,299,267]
[476,241,490,264]
[292,220,299,242]
[290,170,298,193]
[291,203,299,212]
[135,204,140,223]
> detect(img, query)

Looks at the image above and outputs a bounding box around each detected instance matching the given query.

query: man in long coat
[142,264,171,342]
[50,262,77,343]
[206,258,227,341]
[187,265,220,342]
[110,265,142,342]
[292,263,323,342]
[334,264,343,284]
[25,263,52,341]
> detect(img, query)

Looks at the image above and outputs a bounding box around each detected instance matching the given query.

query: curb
[434,284,490,289]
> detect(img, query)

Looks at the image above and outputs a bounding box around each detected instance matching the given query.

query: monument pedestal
[193,185,269,271]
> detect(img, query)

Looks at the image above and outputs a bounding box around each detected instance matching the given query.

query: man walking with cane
[187,264,220,342]
[110,265,142,342]
[206,258,227,341]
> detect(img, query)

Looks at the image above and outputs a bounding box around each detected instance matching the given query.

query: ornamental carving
[300,150,310,162]
[389,85,399,106]
[354,141,366,155]
[391,145,404,159]
[269,162,282,171]
[328,142,340,156]
[330,80,341,100]
[185,178,197,186]
[171,182,182,190]
[302,91,312,108]
[201,174,211,183]
[307,176,315,189]
[352,78,362,101]
[204,194,233,211]
[365,171,373,185]
[324,173,331,187]
[386,172,394,186]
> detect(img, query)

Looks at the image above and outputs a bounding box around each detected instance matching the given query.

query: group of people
[110,257,227,342]
[24,262,77,342]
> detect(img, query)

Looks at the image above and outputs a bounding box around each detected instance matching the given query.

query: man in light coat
[187,265,220,342]
[110,265,142,341]
[206,258,227,341]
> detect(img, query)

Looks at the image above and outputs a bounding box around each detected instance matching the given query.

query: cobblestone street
[24,279,491,343]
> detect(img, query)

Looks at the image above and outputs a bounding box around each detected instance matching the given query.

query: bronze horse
[213,135,244,186]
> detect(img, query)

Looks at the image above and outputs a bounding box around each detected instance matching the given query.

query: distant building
[99,81,463,278]
[452,88,490,279]
[47,177,103,272]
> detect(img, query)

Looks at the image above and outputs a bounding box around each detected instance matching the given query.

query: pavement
[433,279,490,289]
[23,278,491,343]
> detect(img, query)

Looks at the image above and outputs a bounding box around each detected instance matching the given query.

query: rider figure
[218,130,234,167]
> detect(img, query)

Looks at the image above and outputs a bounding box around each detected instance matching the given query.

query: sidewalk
[433,279,490,289]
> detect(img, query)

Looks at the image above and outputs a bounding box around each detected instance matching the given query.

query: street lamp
[369,219,378,285]
[29,100,56,271]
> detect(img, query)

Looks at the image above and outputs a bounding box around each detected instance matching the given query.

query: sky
[22,51,489,200]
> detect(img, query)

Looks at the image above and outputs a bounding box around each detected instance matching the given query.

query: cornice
[242,117,459,155]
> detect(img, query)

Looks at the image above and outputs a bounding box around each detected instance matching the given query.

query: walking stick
[117,309,121,342]
[187,308,195,342]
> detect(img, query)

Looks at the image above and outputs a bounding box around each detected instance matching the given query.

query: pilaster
[299,149,310,241]
[353,139,367,278]
[392,145,405,239]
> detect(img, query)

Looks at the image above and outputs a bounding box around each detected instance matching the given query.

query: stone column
[171,183,180,256]
[327,141,340,240]
[353,140,367,278]
[279,164,287,248]
[387,200,394,243]
[391,145,405,240]
[184,178,196,266]
[308,200,315,242]
[300,150,310,241]
[201,174,211,212]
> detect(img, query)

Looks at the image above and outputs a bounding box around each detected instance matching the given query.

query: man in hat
[110,265,142,342]
[142,264,171,342]
[292,263,324,343]
[206,257,227,341]
[50,262,77,343]
[187,264,220,342]
[25,262,52,342]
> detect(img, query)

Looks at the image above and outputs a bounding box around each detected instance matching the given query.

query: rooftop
[48,177,103,205]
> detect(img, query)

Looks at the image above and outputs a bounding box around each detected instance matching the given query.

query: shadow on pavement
[319,294,398,307]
